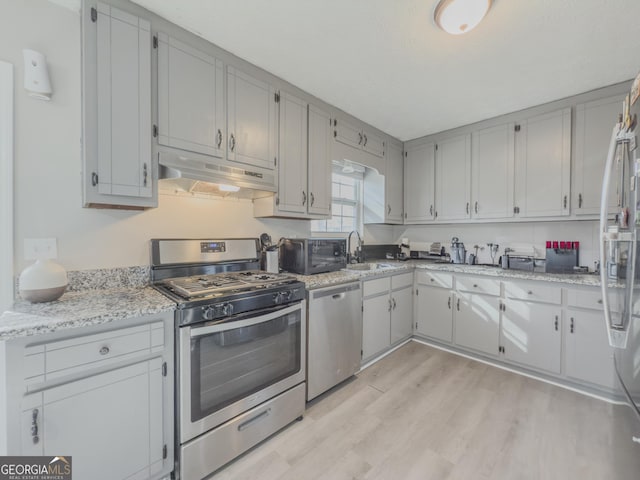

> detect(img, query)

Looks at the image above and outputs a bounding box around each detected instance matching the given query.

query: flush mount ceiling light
[434,0,492,35]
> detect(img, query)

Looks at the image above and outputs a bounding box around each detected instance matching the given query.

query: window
[311,170,362,233]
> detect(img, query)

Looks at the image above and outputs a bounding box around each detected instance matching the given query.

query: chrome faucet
[347,230,363,264]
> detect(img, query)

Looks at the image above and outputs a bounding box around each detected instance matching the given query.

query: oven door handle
[188,302,302,338]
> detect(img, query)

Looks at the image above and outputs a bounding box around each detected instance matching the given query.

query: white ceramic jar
[19,259,68,303]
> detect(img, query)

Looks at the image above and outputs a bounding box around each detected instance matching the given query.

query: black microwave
[280,238,347,275]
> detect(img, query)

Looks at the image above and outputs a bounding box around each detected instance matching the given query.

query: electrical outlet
[24,238,58,260]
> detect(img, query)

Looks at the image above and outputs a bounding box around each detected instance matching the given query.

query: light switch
[24,238,58,260]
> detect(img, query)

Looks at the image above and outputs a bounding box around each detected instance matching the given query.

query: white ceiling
[131,0,640,141]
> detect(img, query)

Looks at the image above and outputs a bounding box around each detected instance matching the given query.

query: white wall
[2,0,309,272]
[395,220,599,270]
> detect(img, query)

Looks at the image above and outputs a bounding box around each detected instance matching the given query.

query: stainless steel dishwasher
[307,281,362,401]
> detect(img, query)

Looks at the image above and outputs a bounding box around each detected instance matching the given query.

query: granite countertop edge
[1,287,176,342]
[295,260,605,289]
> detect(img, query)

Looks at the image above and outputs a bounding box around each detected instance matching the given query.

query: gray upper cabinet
[254,101,333,218]
[514,108,571,218]
[404,142,435,223]
[276,91,308,214]
[307,104,332,216]
[573,95,623,215]
[435,134,471,221]
[82,2,155,208]
[363,140,403,224]
[385,142,404,223]
[334,118,385,159]
[157,33,224,158]
[472,123,515,219]
[226,66,278,171]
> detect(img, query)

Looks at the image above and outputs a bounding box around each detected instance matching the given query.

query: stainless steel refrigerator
[600,72,640,478]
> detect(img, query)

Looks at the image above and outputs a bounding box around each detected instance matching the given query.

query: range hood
[158,149,276,199]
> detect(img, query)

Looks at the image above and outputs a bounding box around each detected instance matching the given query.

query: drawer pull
[99,346,110,356]
[597,299,603,304]
[238,408,271,431]
[473,284,478,288]
[527,290,533,295]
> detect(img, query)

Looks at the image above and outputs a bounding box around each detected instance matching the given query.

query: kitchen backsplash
[394,220,599,270]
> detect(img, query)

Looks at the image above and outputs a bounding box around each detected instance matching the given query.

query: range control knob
[222,303,234,316]
[203,305,218,320]
[273,292,283,305]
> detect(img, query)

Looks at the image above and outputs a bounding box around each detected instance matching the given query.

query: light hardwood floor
[212,341,640,480]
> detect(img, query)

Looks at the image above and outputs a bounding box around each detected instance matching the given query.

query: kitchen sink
[345,262,394,271]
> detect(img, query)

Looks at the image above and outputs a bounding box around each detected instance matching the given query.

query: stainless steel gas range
[151,238,306,480]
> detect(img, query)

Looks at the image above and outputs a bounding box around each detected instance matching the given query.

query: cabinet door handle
[142,163,148,187]
[475,201,478,214]
[570,317,575,333]
[31,409,39,444]
[430,205,433,216]
[99,346,110,355]
[448,297,451,309]
[310,192,315,206]
[388,299,392,312]
[563,195,568,209]
[302,190,307,206]
[456,298,460,311]
[229,133,236,152]
[387,204,391,215]
[578,193,583,209]
[358,132,363,145]
[363,134,368,146]
[91,172,99,187]
[466,202,469,214]
[554,315,558,331]
[217,129,223,148]
[392,298,397,310]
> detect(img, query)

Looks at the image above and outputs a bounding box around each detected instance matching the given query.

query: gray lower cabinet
[415,272,454,343]
[362,273,413,361]
[4,314,173,480]
[454,292,500,356]
[452,274,501,356]
[22,360,164,480]
[362,289,391,361]
[157,32,225,158]
[82,2,155,208]
[564,286,617,390]
[501,299,562,374]
[391,283,413,344]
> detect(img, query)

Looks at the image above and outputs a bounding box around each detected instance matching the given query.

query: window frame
[311,168,363,237]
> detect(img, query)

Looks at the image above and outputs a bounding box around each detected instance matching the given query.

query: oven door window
[190,307,301,422]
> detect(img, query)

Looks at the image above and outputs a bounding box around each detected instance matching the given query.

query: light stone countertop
[1,287,176,341]
[294,260,605,290]
[1,261,608,341]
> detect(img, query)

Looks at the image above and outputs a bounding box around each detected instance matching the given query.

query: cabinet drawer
[363,277,390,297]
[455,275,500,296]
[566,288,619,312]
[45,324,155,374]
[391,272,413,290]
[415,271,453,289]
[504,281,561,304]
[181,382,305,480]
